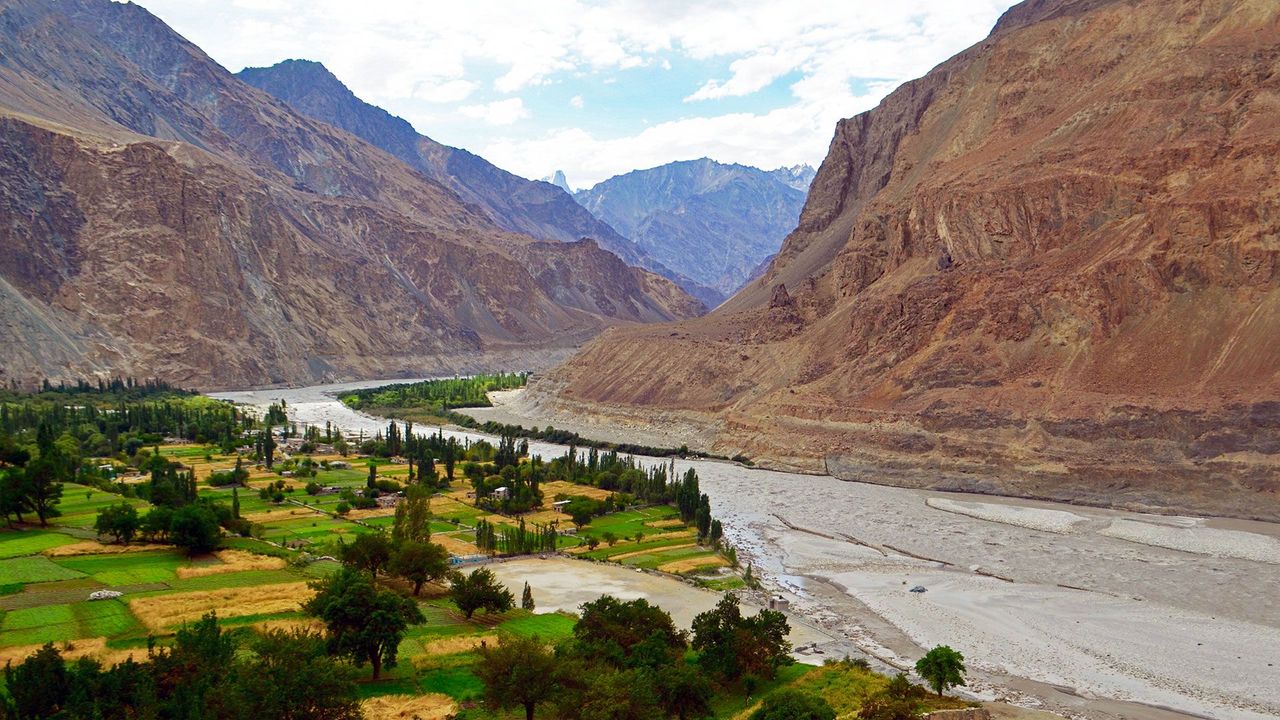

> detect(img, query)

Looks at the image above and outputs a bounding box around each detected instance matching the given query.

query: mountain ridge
[525,0,1280,520]
[575,158,813,298]
[0,0,702,389]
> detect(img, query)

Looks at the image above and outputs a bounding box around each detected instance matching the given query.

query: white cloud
[570,95,584,109]
[458,98,529,126]
[136,0,1017,187]
[414,79,478,104]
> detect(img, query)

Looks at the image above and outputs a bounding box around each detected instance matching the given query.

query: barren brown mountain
[525,0,1280,519]
[0,0,701,389]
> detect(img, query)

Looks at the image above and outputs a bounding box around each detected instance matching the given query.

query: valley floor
[214,382,1280,720]
[453,388,1280,720]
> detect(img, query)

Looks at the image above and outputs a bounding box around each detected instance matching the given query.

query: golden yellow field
[432,534,481,556]
[608,543,697,562]
[659,555,729,573]
[360,694,456,720]
[541,480,612,501]
[43,541,171,557]
[423,633,496,655]
[175,549,287,578]
[0,637,144,668]
[129,582,313,630]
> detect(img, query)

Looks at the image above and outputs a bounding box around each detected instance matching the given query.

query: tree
[521,581,535,611]
[391,484,431,545]
[586,535,600,551]
[574,596,686,669]
[475,633,558,720]
[749,689,836,720]
[655,662,713,720]
[20,450,65,526]
[565,497,598,529]
[691,594,791,681]
[2,643,68,719]
[94,502,140,544]
[231,628,362,720]
[304,567,424,679]
[340,532,393,576]
[366,462,377,489]
[388,541,450,595]
[170,504,221,555]
[449,567,514,619]
[915,645,966,697]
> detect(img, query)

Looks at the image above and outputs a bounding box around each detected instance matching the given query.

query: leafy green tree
[304,567,424,679]
[521,581,535,611]
[391,484,432,544]
[449,567,514,619]
[560,667,662,720]
[231,628,362,720]
[169,504,221,555]
[749,689,836,720]
[388,540,450,595]
[574,596,686,669]
[655,662,713,720]
[340,531,393,576]
[0,470,30,525]
[475,633,559,720]
[140,506,174,541]
[94,502,140,544]
[20,449,65,526]
[691,594,792,681]
[915,645,966,697]
[2,643,68,719]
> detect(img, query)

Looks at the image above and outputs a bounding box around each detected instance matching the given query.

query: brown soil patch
[43,541,171,557]
[360,694,456,720]
[129,582,312,630]
[658,555,728,574]
[175,549,287,578]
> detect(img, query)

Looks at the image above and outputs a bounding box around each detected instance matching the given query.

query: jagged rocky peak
[573,157,812,300]
[541,170,572,193]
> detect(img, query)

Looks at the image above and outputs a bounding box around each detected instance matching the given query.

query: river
[211,381,1279,720]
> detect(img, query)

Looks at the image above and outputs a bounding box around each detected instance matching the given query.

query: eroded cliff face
[0,0,701,389]
[531,0,1280,519]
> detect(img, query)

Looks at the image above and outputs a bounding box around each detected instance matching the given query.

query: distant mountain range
[574,159,814,298]
[0,0,702,388]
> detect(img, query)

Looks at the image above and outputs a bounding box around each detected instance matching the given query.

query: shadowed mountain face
[0,0,702,390]
[530,0,1280,520]
[575,159,813,298]
[236,60,722,309]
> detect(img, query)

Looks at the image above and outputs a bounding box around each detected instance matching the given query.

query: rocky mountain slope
[526,0,1280,519]
[235,61,721,309]
[0,0,702,390]
[575,159,813,300]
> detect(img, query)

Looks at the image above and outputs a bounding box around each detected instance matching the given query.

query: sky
[134,0,1018,189]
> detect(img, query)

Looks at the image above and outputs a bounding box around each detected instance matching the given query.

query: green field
[0,556,86,584]
[0,529,79,558]
[54,551,185,586]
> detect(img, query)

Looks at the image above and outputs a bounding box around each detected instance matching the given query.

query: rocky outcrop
[531,0,1280,519]
[0,0,702,389]
[575,159,813,302]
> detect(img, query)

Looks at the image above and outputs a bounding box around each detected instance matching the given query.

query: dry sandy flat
[1099,517,1280,564]
[482,557,829,650]
[214,381,1280,720]
[926,497,1089,534]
